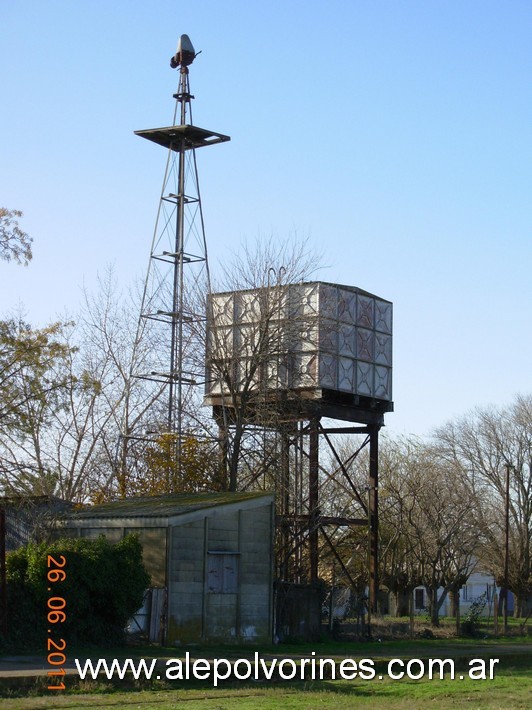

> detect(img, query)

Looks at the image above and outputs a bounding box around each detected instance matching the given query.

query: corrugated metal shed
[59,491,275,644]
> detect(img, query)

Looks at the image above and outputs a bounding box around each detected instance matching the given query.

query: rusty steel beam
[308,417,319,583]
[368,424,379,614]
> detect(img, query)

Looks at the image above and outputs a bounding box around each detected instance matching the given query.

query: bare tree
[321,435,479,624]
[376,438,424,616]
[399,450,478,626]
[0,270,169,502]
[434,394,532,617]
[203,236,323,491]
[1,236,323,502]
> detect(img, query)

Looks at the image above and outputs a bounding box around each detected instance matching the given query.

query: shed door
[205,553,238,639]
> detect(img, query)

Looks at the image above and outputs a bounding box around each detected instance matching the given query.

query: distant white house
[412,569,512,617]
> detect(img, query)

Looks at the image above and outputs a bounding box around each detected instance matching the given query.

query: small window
[414,588,424,610]
[207,552,239,594]
[462,584,474,602]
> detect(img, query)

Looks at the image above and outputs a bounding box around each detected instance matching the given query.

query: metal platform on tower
[134,125,230,151]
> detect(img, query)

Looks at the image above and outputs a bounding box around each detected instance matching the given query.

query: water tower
[205,280,393,612]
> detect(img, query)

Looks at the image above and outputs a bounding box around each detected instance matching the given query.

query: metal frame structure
[129,37,229,476]
[213,396,389,614]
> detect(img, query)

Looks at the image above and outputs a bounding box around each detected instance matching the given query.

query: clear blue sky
[1,0,530,438]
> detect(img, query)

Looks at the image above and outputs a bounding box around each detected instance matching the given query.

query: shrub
[461,592,487,637]
[3,534,150,649]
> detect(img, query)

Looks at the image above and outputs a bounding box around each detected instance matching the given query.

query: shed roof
[68,491,271,520]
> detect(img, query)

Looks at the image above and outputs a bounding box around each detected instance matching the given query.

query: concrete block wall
[207,511,239,550]
[238,505,272,641]
[168,519,205,644]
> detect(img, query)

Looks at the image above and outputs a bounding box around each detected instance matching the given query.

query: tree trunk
[409,591,415,639]
[393,589,410,617]
[218,424,229,491]
[448,588,457,618]
[513,593,525,618]
[229,415,244,491]
[429,587,443,627]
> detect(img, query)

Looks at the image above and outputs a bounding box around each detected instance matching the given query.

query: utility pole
[503,463,511,633]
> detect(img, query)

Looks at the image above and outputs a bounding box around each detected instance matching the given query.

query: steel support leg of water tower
[368,423,380,614]
[309,417,320,583]
[280,424,290,580]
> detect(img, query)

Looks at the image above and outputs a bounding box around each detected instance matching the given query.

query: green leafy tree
[5,534,150,648]
[0,319,73,435]
[0,319,80,497]
[107,433,223,499]
[0,208,32,265]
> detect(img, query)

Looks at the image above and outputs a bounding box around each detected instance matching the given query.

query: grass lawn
[54,633,532,663]
[1,638,530,709]
[1,667,530,710]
